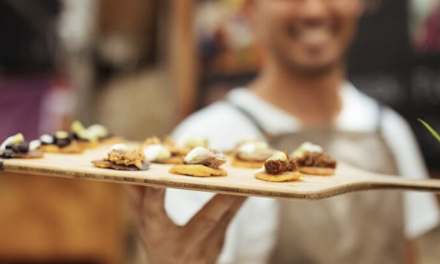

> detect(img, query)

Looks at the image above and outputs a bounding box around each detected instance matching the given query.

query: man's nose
[300,0,329,24]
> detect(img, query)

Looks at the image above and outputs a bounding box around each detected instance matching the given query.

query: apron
[229,102,405,264]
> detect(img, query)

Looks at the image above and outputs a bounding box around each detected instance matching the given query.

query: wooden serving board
[1,145,440,200]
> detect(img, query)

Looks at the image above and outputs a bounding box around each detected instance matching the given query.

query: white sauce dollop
[291,142,323,158]
[143,144,171,161]
[29,140,42,151]
[238,141,269,154]
[184,147,210,163]
[111,143,130,152]
[1,133,24,150]
[40,134,54,144]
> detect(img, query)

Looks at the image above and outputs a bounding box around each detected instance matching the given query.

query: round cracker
[92,160,149,171]
[169,165,227,177]
[39,142,83,154]
[39,144,60,153]
[255,171,303,182]
[231,158,264,169]
[299,167,335,176]
[77,141,98,149]
[59,142,83,154]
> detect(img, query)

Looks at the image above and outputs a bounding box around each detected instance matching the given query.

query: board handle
[366,175,440,193]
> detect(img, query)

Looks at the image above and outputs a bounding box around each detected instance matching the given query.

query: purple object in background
[0,76,50,142]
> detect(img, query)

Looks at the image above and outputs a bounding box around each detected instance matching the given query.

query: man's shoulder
[172,101,262,150]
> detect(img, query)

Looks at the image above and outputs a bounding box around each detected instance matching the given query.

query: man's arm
[126,185,246,264]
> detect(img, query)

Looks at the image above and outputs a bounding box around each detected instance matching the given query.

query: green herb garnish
[419,119,440,144]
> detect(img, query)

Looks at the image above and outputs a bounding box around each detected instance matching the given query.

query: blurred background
[0,0,439,263]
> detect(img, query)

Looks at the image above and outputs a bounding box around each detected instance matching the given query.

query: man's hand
[126,185,247,264]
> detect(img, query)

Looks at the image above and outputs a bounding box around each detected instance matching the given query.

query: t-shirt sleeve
[381,108,440,238]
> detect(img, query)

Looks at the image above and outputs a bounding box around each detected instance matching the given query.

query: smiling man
[128,0,440,263]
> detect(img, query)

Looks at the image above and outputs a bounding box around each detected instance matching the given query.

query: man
[127,0,439,263]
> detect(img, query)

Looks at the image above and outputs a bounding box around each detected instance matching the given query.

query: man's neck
[250,59,345,127]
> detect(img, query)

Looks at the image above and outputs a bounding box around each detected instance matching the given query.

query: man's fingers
[217,194,246,228]
[194,196,246,263]
[124,185,145,211]
[141,186,174,229]
[184,194,247,247]
[203,195,246,248]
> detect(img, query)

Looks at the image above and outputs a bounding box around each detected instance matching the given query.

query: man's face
[249,0,364,75]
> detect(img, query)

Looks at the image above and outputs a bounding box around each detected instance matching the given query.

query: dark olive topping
[5,142,29,154]
[54,137,71,148]
[1,142,29,157]
[11,142,29,153]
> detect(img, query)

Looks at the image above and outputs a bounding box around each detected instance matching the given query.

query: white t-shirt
[166,83,439,264]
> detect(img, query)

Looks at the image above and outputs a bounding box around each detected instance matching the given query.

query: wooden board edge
[1,163,374,201]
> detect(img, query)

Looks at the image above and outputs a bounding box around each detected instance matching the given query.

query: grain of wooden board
[1,145,440,200]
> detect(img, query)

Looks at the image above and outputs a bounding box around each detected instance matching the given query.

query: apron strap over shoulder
[226,100,273,139]
[227,99,387,143]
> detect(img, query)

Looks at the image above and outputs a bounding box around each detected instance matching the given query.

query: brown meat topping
[264,159,298,175]
[296,151,337,169]
[104,149,146,169]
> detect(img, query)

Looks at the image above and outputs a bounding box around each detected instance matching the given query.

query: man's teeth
[301,29,330,43]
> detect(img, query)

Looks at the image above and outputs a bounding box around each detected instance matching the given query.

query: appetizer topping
[1,133,24,151]
[71,120,99,142]
[238,141,269,153]
[111,143,130,152]
[235,141,276,162]
[295,151,337,169]
[71,120,88,138]
[292,142,323,158]
[40,134,54,144]
[72,121,110,141]
[143,144,172,161]
[55,131,69,139]
[0,134,43,159]
[183,147,226,169]
[255,151,298,175]
[29,140,41,151]
[269,151,288,162]
[178,136,208,149]
[105,144,145,169]
[87,124,109,139]
[5,141,29,154]
[54,131,71,148]
[39,132,72,148]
